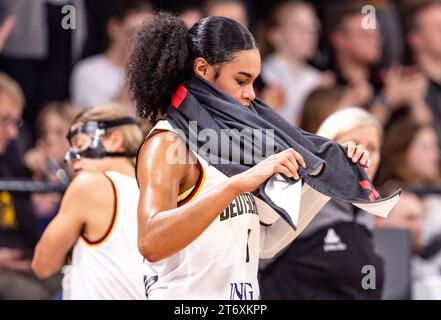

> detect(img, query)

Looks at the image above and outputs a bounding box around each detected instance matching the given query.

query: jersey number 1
[246,229,251,263]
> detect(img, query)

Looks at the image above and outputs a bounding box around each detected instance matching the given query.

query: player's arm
[137,132,243,263]
[32,172,112,278]
[137,131,304,263]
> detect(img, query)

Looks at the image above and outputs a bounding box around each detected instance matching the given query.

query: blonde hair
[0,72,25,107]
[317,108,382,140]
[72,103,143,155]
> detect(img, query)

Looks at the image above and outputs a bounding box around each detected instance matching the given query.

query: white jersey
[143,120,262,300]
[63,171,146,300]
[140,120,314,300]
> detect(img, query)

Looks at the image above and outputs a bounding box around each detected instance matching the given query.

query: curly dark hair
[127,12,256,122]
[127,12,190,122]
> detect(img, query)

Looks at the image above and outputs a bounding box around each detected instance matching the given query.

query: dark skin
[137,49,371,262]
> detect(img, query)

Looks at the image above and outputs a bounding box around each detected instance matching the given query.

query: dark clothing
[427,79,441,149]
[0,141,60,300]
[82,0,122,58]
[335,67,385,96]
[0,141,38,251]
[259,206,385,300]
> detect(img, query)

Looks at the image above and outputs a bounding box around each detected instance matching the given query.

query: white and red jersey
[141,120,307,300]
[142,120,261,300]
[63,171,146,300]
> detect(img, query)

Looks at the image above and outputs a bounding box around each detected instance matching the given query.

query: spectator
[81,0,125,58]
[378,118,441,299]
[25,101,79,183]
[0,73,59,299]
[260,1,334,124]
[378,120,440,188]
[176,4,203,29]
[299,84,377,133]
[328,3,432,125]
[378,119,441,244]
[24,101,80,235]
[203,0,249,27]
[405,0,441,147]
[377,0,405,68]
[374,188,427,299]
[328,4,383,94]
[70,0,152,108]
[260,108,385,299]
[375,190,423,254]
[314,0,404,68]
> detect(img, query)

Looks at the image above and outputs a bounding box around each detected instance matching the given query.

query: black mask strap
[105,151,137,158]
[66,117,139,141]
[97,117,139,129]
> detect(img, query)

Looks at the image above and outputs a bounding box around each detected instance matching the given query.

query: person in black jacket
[259,108,386,299]
[0,73,59,299]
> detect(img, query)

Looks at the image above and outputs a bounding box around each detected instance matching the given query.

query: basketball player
[129,14,372,300]
[32,104,146,300]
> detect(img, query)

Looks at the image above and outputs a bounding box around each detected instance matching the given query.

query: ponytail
[127,12,191,122]
[127,13,257,123]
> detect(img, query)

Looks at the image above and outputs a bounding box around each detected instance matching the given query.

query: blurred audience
[176,4,203,29]
[299,86,346,133]
[327,3,431,125]
[260,1,333,124]
[379,119,441,245]
[24,101,80,235]
[379,120,439,188]
[376,0,405,68]
[0,73,23,156]
[405,0,441,147]
[379,118,441,299]
[203,0,249,27]
[375,190,423,253]
[374,188,427,299]
[70,0,152,108]
[298,84,379,133]
[0,73,59,299]
[327,4,383,96]
[81,0,125,58]
[0,0,87,134]
[25,102,79,184]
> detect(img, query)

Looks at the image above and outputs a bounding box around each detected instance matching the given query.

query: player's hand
[341,141,371,169]
[229,148,306,194]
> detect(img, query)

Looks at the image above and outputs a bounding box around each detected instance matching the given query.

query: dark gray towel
[166,75,399,229]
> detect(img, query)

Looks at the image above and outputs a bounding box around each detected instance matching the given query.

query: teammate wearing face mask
[31,104,146,300]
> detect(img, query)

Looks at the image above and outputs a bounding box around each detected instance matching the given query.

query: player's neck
[104,157,136,177]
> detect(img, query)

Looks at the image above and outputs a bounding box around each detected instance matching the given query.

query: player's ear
[104,130,125,152]
[193,57,211,80]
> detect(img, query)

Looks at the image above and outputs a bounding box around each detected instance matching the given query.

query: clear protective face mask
[64,118,139,162]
